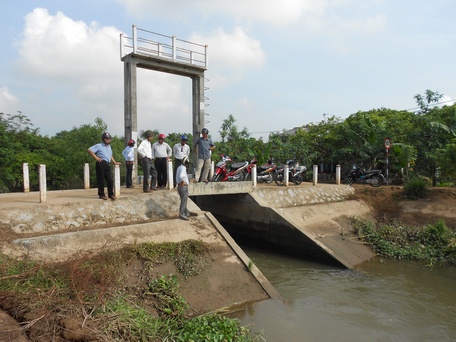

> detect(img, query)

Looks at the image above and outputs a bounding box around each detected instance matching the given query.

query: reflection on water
[230,246,456,342]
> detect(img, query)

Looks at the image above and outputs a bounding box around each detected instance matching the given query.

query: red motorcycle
[212,155,249,182]
[245,158,277,183]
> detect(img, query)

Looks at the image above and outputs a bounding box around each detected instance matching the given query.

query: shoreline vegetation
[0,240,264,341]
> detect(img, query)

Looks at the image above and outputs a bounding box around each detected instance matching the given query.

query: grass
[0,240,262,341]
[352,219,456,266]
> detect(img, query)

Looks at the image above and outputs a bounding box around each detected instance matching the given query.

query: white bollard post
[210,160,214,181]
[23,163,30,193]
[284,165,289,186]
[313,165,318,185]
[252,165,257,187]
[336,164,341,185]
[39,164,46,203]
[167,159,174,189]
[84,163,90,189]
[114,164,120,197]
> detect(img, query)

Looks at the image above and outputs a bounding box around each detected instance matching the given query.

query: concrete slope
[274,201,376,269]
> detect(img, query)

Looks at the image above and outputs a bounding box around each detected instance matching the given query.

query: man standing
[173,135,190,187]
[194,128,215,183]
[176,156,191,220]
[88,132,120,200]
[122,139,135,188]
[153,133,172,188]
[137,130,158,192]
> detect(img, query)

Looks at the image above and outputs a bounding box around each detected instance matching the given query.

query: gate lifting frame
[120,25,208,69]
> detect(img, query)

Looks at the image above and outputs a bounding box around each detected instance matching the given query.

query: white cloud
[0,87,20,115]
[192,27,265,71]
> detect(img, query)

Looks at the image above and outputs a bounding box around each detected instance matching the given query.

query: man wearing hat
[194,128,215,183]
[176,156,191,220]
[173,134,191,188]
[122,139,135,188]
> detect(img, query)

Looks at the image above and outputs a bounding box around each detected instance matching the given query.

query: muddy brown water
[231,246,456,342]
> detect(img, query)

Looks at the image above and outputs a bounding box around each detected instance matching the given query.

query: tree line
[1,90,455,192]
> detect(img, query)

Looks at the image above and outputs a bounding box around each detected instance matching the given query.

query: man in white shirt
[173,134,190,188]
[122,139,135,188]
[153,133,172,188]
[137,130,158,192]
[176,156,190,220]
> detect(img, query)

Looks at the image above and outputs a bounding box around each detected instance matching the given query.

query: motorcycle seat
[231,161,247,170]
[259,164,273,171]
[364,169,380,174]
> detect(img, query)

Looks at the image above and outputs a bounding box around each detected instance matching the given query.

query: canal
[230,246,456,342]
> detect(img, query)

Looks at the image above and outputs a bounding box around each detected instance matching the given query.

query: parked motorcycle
[212,154,249,182]
[245,158,277,183]
[342,163,384,187]
[274,160,307,186]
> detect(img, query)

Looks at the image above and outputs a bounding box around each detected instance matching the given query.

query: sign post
[384,138,391,185]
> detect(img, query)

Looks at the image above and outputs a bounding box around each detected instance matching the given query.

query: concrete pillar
[84,163,90,189]
[124,54,138,188]
[167,159,174,189]
[284,165,289,186]
[313,165,318,186]
[252,165,257,187]
[23,163,29,193]
[39,164,46,203]
[336,164,341,185]
[192,74,205,168]
[114,164,120,197]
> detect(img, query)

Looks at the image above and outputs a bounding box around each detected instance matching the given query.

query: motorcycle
[211,154,249,182]
[274,160,307,186]
[342,163,384,187]
[245,158,277,183]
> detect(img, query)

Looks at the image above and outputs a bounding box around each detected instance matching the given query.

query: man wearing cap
[176,156,191,220]
[137,130,158,192]
[122,139,135,188]
[88,132,121,200]
[173,134,191,188]
[194,128,215,183]
[153,133,172,188]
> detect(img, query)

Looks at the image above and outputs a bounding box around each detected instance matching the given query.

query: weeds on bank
[403,177,429,199]
[352,219,456,266]
[101,274,260,341]
[0,240,261,341]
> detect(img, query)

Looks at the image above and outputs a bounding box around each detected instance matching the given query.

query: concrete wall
[193,184,375,268]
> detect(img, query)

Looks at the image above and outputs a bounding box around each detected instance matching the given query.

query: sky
[1,1,456,142]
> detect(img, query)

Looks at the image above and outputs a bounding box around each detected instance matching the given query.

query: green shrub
[403,177,429,199]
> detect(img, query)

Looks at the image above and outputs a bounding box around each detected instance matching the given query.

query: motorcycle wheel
[212,174,221,182]
[342,176,354,186]
[275,174,285,186]
[264,174,273,184]
[370,175,383,187]
[293,174,303,185]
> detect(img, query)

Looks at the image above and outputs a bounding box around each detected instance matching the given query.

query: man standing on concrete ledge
[194,128,215,183]
[176,156,191,220]
[122,139,135,188]
[137,130,158,193]
[173,134,190,187]
[88,132,121,200]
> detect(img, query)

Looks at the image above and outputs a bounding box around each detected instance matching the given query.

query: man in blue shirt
[88,132,120,200]
[194,128,215,183]
[122,139,135,188]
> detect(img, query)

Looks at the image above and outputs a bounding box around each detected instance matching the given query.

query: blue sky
[1,1,455,141]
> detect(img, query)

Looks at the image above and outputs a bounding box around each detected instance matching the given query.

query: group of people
[87,128,215,220]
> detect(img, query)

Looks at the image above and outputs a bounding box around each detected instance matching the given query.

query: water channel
[230,246,456,342]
